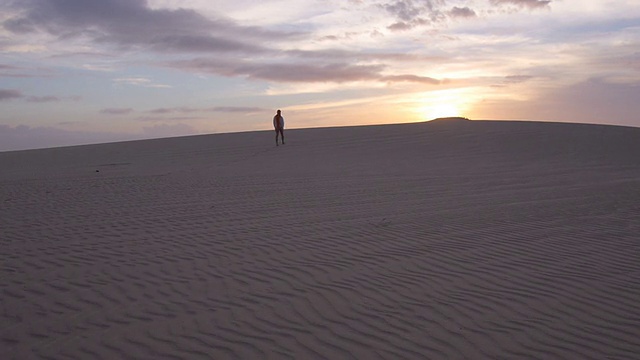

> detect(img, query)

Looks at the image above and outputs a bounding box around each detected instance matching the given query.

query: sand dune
[1,120,639,359]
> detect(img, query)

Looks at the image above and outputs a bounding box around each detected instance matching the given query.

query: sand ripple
[1,121,640,359]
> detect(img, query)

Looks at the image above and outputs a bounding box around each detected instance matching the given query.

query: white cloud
[113,77,171,88]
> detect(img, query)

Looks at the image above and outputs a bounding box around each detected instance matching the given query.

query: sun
[411,91,465,120]
[416,101,462,121]
[429,103,460,119]
[404,89,474,122]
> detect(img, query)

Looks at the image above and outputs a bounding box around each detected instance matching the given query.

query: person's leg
[280,129,285,144]
[275,130,279,145]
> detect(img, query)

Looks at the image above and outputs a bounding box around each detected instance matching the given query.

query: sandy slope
[1,120,639,359]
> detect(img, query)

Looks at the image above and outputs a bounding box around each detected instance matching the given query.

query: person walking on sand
[273,109,285,146]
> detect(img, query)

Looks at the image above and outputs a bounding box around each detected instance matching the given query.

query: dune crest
[430,116,471,122]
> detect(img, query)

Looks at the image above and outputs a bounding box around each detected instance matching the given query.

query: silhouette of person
[273,109,285,146]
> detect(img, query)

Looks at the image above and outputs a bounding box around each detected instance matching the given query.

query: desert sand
[1,119,639,359]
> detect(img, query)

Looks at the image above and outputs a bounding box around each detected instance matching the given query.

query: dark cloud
[381,74,441,84]
[168,58,386,83]
[0,89,24,101]
[148,106,266,115]
[388,21,416,31]
[382,0,445,20]
[382,0,425,21]
[150,34,261,53]
[210,106,266,113]
[380,1,481,30]
[26,96,60,103]
[379,0,448,30]
[166,59,448,86]
[288,49,447,63]
[490,75,535,88]
[100,108,134,115]
[240,63,386,83]
[0,63,55,78]
[490,0,551,9]
[449,7,476,18]
[2,0,299,54]
[137,115,200,122]
[148,107,198,115]
[504,75,534,83]
[167,57,445,85]
[2,1,453,86]
[318,35,340,42]
[0,89,76,102]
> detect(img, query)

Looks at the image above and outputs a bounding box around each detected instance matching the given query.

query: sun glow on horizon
[406,89,476,122]
[425,102,460,120]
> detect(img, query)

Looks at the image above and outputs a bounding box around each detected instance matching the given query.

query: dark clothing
[275,128,284,145]
[273,114,284,130]
[273,114,285,145]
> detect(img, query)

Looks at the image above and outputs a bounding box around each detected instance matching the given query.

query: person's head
[277,109,281,114]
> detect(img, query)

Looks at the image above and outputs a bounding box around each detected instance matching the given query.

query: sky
[1,0,639,151]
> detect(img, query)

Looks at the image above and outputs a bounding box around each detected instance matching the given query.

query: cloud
[490,0,551,9]
[504,75,534,84]
[114,77,171,88]
[381,74,441,84]
[382,0,426,22]
[137,115,200,122]
[167,58,385,83]
[210,106,266,113]
[0,89,77,102]
[0,63,54,78]
[0,89,24,101]
[387,21,418,31]
[148,107,199,115]
[2,0,299,54]
[449,7,476,19]
[0,64,20,71]
[287,49,446,64]
[82,64,117,72]
[379,0,450,30]
[379,1,483,31]
[148,106,266,115]
[490,75,536,88]
[241,63,386,83]
[167,58,442,85]
[100,108,134,115]
[3,1,451,88]
[26,96,60,103]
